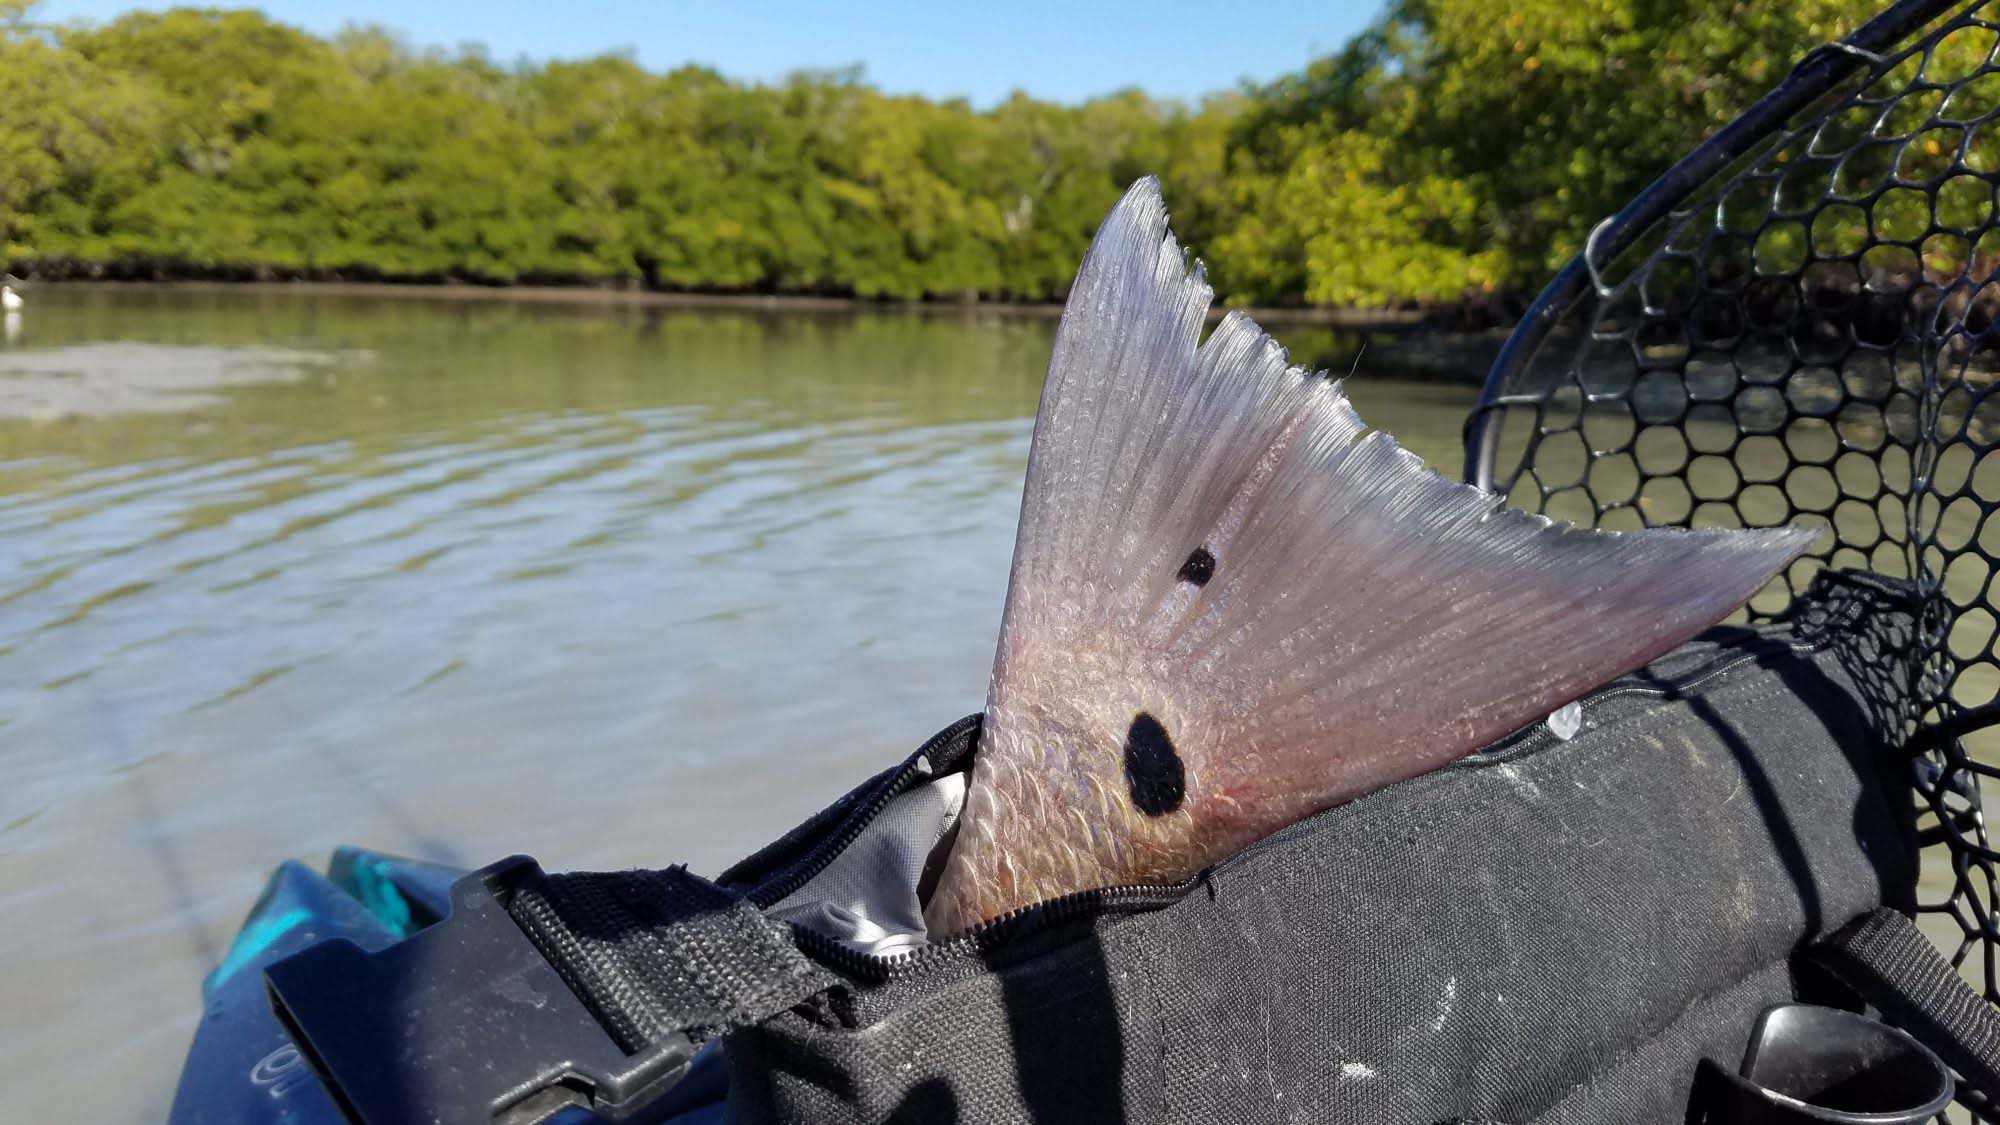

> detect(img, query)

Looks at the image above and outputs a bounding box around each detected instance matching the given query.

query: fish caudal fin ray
[921,177,1818,935]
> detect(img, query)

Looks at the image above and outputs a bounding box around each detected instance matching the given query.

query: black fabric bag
[493,570,1951,1124]
[693,572,1917,1124]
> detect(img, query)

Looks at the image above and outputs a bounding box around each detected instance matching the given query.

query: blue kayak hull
[169,848,730,1124]
[166,849,464,1125]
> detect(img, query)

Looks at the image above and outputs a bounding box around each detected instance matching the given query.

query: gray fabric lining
[766,772,966,955]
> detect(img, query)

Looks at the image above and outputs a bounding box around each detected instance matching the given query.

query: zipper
[752,710,1192,982]
[790,878,1196,983]
[749,713,982,909]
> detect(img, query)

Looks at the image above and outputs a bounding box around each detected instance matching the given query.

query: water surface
[0,286,1476,1121]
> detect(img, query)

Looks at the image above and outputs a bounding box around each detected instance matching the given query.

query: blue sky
[28,0,1383,106]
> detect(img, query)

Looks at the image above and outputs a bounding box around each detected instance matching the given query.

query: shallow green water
[0,285,1477,1121]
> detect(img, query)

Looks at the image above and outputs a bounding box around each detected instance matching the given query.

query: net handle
[1461,0,1962,492]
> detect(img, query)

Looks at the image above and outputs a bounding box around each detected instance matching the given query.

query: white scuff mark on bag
[1496,763,1542,800]
[1337,1062,1377,1080]
[1547,701,1584,740]
[1430,977,1457,1032]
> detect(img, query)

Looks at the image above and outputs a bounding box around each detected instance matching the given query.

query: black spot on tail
[1124,712,1185,817]
[1177,547,1215,587]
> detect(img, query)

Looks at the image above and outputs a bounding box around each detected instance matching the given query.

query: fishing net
[1463,0,2000,1084]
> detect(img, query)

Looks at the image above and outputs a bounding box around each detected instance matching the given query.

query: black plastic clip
[266,855,695,1125]
[1691,1003,1953,1123]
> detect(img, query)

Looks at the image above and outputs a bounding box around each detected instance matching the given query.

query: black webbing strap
[509,865,837,1053]
[1812,907,2000,1100]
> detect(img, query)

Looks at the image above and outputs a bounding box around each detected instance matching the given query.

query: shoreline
[12,278,1508,384]
[19,277,1435,329]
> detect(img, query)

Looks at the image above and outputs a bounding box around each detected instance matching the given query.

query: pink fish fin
[923,177,1818,936]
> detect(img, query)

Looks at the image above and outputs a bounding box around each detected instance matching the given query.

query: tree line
[0,1,1886,309]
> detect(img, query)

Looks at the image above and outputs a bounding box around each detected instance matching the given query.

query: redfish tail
[923,177,1817,936]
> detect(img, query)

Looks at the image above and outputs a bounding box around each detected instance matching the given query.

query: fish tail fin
[924,177,1819,935]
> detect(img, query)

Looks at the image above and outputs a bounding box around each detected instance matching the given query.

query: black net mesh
[1464,0,2000,1068]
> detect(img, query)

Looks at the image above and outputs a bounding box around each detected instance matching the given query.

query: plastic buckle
[266,855,695,1124]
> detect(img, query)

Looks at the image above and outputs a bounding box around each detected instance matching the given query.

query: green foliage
[1216,0,1884,305]
[0,2,1888,306]
[0,8,1185,299]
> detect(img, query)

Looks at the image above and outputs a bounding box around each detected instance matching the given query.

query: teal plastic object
[168,851,460,1124]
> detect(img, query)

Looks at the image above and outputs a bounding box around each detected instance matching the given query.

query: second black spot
[1177,546,1215,587]
[1124,712,1186,817]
